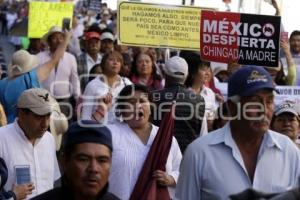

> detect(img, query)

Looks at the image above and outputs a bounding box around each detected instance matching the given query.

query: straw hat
[50,110,68,151]
[8,50,39,78]
[42,26,64,45]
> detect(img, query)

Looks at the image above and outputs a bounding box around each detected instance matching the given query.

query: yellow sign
[28,2,73,38]
[118,1,201,50]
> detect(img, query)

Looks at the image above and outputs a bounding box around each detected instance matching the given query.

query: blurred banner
[28,1,73,38]
[118,1,202,51]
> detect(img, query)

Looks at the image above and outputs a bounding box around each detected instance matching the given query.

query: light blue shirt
[0,70,40,123]
[175,123,300,200]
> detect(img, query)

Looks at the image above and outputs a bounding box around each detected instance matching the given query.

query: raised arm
[37,30,72,83]
[281,40,296,85]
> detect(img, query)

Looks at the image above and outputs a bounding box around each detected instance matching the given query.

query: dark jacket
[152,83,205,152]
[0,157,16,200]
[30,177,120,200]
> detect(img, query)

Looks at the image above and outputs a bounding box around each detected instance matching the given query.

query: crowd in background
[0,0,299,199]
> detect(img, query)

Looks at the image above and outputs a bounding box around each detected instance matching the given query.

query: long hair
[130,52,162,81]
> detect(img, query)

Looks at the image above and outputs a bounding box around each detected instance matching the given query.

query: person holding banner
[107,84,182,200]
[175,66,300,200]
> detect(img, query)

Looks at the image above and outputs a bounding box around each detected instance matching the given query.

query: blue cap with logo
[228,66,276,97]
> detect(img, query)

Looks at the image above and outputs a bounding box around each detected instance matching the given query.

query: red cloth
[129,104,175,200]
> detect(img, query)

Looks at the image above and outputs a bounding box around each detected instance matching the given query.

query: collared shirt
[86,53,102,73]
[37,51,81,99]
[175,123,300,200]
[107,122,182,200]
[0,121,60,199]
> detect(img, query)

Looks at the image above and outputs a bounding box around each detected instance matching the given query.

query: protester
[80,51,131,123]
[184,54,218,123]
[130,51,163,91]
[263,40,296,85]
[0,30,71,123]
[77,31,102,91]
[175,66,300,200]
[100,30,114,54]
[31,120,120,200]
[27,38,44,55]
[0,88,60,199]
[152,56,206,152]
[289,30,300,85]
[271,100,300,148]
[37,26,81,118]
[107,84,182,199]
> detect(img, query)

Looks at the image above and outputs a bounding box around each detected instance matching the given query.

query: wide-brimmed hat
[42,26,64,45]
[50,110,68,151]
[8,50,39,78]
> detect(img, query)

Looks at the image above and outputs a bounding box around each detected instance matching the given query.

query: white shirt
[107,122,182,200]
[175,123,300,200]
[86,53,102,73]
[0,121,60,199]
[81,75,132,123]
[199,86,218,113]
[37,51,81,99]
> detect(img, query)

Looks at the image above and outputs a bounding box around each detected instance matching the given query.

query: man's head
[290,30,300,54]
[8,50,39,78]
[163,56,188,85]
[84,31,101,56]
[271,101,300,141]
[42,26,64,52]
[17,88,57,141]
[100,31,114,54]
[61,121,113,199]
[227,66,276,134]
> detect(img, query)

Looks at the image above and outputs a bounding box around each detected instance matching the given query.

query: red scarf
[129,104,175,200]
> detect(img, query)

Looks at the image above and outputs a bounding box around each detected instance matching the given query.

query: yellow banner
[118,1,201,51]
[28,2,73,38]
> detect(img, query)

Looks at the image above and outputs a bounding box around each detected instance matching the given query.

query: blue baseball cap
[228,66,276,97]
[62,120,113,152]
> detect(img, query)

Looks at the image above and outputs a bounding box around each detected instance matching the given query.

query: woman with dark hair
[184,54,218,119]
[107,84,182,200]
[130,52,163,91]
[80,51,131,123]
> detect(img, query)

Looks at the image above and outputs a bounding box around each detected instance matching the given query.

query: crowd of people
[0,0,299,199]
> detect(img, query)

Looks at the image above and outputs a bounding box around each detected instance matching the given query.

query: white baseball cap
[163,56,188,79]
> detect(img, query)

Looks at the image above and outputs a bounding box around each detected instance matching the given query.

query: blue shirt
[175,123,300,200]
[0,70,40,123]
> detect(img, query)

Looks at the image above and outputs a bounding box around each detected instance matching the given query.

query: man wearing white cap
[100,30,115,54]
[37,26,81,118]
[0,88,61,199]
[152,56,206,152]
[0,30,71,123]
